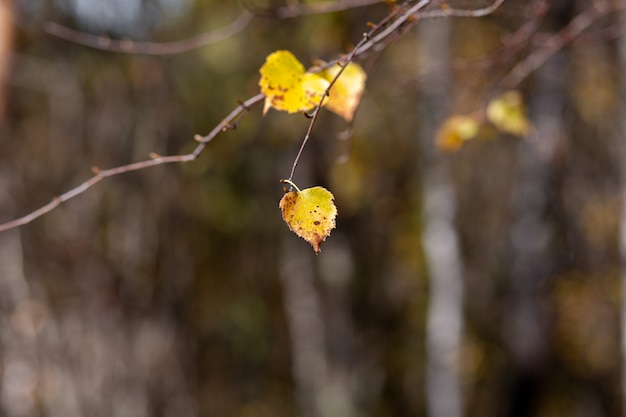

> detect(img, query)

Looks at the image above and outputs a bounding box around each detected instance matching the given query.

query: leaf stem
[280,179,301,193]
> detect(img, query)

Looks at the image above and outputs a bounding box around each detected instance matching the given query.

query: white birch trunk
[418,19,464,417]
[280,241,328,417]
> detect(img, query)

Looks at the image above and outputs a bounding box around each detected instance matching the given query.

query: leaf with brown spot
[279,183,337,253]
[259,50,329,115]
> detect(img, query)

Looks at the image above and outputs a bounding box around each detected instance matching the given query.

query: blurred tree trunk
[279,172,358,416]
[0,4,23,415]
[0,0,12,120]
[280,241,328,417]
[506,1,622,415]
[619,20,626,417]
[418,18,465,417]
[504,46,564,417]
[504,6,573,414]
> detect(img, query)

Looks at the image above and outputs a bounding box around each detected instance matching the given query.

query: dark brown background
[0,1,624,416]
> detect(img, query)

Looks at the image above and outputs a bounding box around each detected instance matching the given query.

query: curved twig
[419,0,505,19]
[500,0,621,89]
[43,10,254,56]
[43,0,386,56]
[243,0,385,19]
[0,94,265,232]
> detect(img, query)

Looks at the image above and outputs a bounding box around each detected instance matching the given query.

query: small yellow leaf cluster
[436,90,530,152]
[259,51,366,122]
[486,90,530,136]
[279,185,337,253]
[259,50,329,115]
[436,115,480,152]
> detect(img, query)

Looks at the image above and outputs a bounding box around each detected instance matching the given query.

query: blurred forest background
[1,0,626,416]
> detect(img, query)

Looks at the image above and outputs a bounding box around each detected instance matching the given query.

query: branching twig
[316,0,505,68]
[419,0,505,19]
[500,0,623,89]
[244,0,385,19]
[43,0,386,56]
[498,0,550,62]
[0,94,265,232]
[43,11,254,56]
[572,17,626,44]
[531,9,626,47]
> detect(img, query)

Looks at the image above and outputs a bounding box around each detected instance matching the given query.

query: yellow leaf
[259,50,330,115]
[486,90,530,136]
[435,115,480,152]
[279,183,337,253]
[320,62,367,122]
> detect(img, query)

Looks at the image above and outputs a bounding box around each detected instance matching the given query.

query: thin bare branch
[346,0,504,63]
[244,0,386,19]
[500,0,622,89]
[419,0,505,19]
[543,16,626,45]
[499,0,550,59]
[43,10,254,55]
[0,94,265,233]
[43,0,385,56]
[353,0,431,57]
[303,0,431,76]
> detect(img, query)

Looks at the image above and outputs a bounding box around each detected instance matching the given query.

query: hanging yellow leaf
[486,90,530,136]
[279,181,337,253]
[435,115,480,151]
[320,62,367,122]
[259,50,330,115]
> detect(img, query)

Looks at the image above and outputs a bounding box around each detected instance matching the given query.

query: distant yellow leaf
[486,90,530,136]
[320,62,367,122]
[279,183,337,253]
[259,50,330,115]
[435,115,480,151]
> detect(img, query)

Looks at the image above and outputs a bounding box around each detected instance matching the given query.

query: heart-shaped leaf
[279,182,337,253]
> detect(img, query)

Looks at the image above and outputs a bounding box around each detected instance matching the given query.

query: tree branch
[419,0,505,19]
[0,94,265,232]
[42,0,386,56]
[244,0,386,19]
[43,11,254,56]
[500,0,623,89]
